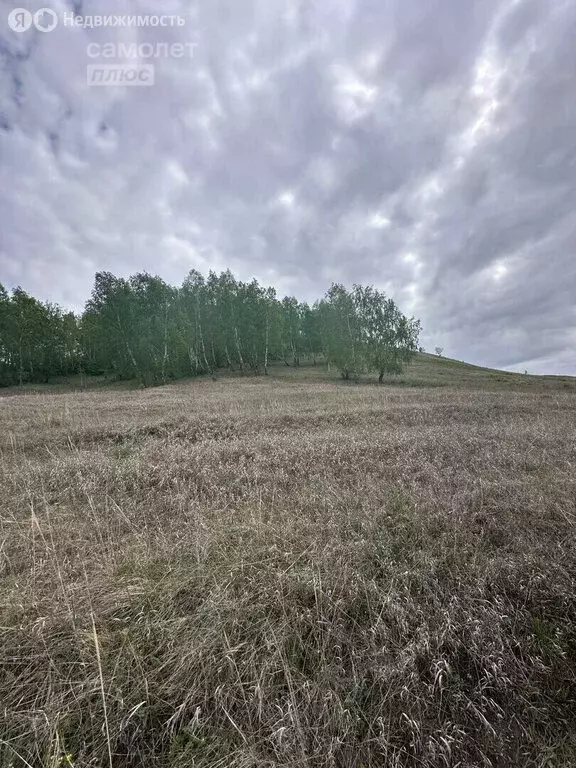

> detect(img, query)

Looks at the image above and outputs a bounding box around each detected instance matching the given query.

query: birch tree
[319,284,362,379]
[353,285,421,382]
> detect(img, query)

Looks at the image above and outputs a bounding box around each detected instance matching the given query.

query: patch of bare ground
[1,373,576,767]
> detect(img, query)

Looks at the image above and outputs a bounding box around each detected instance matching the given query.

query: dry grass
[1,363,576,767]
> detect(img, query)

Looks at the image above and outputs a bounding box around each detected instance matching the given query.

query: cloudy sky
[1,0,575,374]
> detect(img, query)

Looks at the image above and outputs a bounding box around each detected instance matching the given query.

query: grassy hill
[253,353,576,393]
[411,352,576,390]
[1,361,576,766]
[3,351,576,395]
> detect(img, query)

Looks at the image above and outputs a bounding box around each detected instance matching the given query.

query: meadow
[1,356,576,767]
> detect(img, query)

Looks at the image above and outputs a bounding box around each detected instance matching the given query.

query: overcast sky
[1,0,575,374]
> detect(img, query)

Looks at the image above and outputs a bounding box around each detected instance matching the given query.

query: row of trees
[0,271,421,387]
[0,285,79,387]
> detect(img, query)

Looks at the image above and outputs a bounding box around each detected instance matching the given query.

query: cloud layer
[1,0,575,373]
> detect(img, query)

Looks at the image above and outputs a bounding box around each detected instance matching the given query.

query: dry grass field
[1,357,576,767]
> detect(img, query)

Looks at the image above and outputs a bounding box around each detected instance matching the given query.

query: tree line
[0,270,421,387]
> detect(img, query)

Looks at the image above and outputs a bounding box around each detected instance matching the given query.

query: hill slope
[407,352,576,390]
[3,351,575,395]
[263,352,576,393]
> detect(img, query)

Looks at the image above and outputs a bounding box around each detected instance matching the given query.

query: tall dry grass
[1,371,576,766]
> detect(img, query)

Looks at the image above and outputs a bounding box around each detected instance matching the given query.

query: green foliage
[0,272,420,387]
[319,284,363,379]
[0,284,81,386]
[319,283,421,380]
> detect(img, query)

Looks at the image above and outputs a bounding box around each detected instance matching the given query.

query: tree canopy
[0,272,420,387]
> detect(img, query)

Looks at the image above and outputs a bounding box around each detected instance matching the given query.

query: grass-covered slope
[3,351,576,395]
[1,366,576,767]
[411,352,576,390]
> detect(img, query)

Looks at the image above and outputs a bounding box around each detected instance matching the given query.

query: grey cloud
[0,0,575,372]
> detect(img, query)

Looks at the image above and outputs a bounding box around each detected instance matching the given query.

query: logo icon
[8,8,33,32]
[34,8,58,32]
[7,7,59,33]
